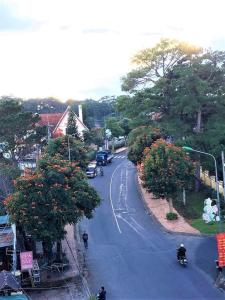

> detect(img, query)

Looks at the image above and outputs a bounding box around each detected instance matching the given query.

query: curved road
[82,152,224,299]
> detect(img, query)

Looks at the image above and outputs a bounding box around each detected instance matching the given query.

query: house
[37,105,88,139]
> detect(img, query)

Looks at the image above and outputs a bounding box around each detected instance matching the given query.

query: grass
[191,219,225,234]
[173,185,224,234]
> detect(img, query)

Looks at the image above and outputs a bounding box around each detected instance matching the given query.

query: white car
[86,163,97,178]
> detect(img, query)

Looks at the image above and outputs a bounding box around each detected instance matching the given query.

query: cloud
[82,28,119,35]
[0,0,225,101]
[0,2,38,31]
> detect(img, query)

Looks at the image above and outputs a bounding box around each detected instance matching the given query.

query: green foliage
[119,118,131,136]
[105,117,124,138]
[127,126,162,164]
[173,186,214,219]
[66,109,80,139]
[0,159,20,179]
[45,136,88,170]
[119,40,225,179]
[79,97,116,129]
[0,97,40,152]
[121,38,201,92]
[166,212,178,220]
[88,296,97,300]
[6,155,100,248]
[83,128,104,147]
[143,139,194,200]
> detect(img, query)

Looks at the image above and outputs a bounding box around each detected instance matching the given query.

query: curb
[114,147,127,154]
[135,173,213,238]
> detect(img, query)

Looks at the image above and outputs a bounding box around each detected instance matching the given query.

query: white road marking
[110,164,122,234]
[117,214,145,238]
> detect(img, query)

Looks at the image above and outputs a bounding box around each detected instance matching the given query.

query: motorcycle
[178,256,188,267]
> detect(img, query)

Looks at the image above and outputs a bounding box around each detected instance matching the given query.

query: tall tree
[66,109,80,139]
[121,38,201,92]
[0,97,40,155]
[105,117,124,138]
[127,126,162,164]
[5,154,100,262]
[143,139,194,212]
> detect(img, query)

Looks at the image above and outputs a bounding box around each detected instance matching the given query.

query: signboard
[216,233,225,267]
[20,251,33,270]
[0,227,13,248]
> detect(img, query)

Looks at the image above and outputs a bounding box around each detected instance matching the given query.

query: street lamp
[183,146,222,232]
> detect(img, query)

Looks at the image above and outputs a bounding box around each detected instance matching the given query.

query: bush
[166,212,178,220]
[86,150,96,161]
[88,296,97,300]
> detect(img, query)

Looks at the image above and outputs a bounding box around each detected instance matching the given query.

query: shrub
[88,296,97,300]
[166,212,178,220]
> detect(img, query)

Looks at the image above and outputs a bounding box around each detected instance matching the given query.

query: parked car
[86,163,97,178]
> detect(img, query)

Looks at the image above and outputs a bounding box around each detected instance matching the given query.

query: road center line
[110,163,123,234]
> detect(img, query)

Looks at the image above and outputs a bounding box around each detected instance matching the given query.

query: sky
[0,0,225,102]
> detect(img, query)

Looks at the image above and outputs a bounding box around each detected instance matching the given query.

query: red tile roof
[37,113,63,132]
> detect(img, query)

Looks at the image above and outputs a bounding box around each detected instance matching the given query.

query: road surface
[82,152,224,299]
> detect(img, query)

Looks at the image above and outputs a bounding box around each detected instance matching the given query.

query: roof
[37,106,88,135]
[0,215,9,226]
[0,271,21,290]
[0,295,28,300]
[37,113,63,132]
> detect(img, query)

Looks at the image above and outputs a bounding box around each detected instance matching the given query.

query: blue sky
[0,0,225,102]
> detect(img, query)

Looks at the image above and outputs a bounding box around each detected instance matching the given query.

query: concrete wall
[200,167,224,196]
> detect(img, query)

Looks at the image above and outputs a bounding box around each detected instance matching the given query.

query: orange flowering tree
[128,126,162,165]
[5,154,100,262]
[143,139,194,212]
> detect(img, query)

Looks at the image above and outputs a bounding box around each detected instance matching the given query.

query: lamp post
[183,146,222,232]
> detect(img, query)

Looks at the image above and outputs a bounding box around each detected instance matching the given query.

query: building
[37,105,88,139]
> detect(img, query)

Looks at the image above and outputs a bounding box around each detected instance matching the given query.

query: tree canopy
[0,97,40,153]
[5,154,100,258]
[117,39,225,176]
[66,108,80,139]
[45,136,88,170]
[143,139,194,209]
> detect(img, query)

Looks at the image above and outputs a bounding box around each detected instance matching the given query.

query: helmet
[180,243,184,247]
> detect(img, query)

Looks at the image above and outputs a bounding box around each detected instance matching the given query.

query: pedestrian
[97,286,106,300]
[82,231,88,249]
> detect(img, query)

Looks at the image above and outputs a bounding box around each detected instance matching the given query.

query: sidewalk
[29,225,87,299]
[114,147,127,153]
[137,176,200,235]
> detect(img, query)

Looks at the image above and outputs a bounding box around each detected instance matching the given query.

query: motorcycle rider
[97,286,106,300]
[177,243,186,261]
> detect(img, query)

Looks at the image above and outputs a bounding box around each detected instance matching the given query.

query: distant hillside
[22,98,67,113]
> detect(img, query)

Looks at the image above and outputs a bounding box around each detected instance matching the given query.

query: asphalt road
[82,152,225,300]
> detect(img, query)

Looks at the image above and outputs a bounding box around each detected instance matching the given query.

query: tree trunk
[42,241,53,265]
[194,107,202,191]
[56,240,62,263]
[196,107,202,133]
[168,198,173,213]
[195,161,201,192]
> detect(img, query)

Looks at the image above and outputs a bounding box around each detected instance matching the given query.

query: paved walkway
[137,176,200,235]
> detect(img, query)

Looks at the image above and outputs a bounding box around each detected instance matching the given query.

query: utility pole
[68,135,71,162]
[221,151,225,203]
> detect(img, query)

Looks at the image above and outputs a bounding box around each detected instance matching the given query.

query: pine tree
[66,109,80,139]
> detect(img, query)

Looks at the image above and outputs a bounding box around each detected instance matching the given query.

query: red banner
[216,233,225,267]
